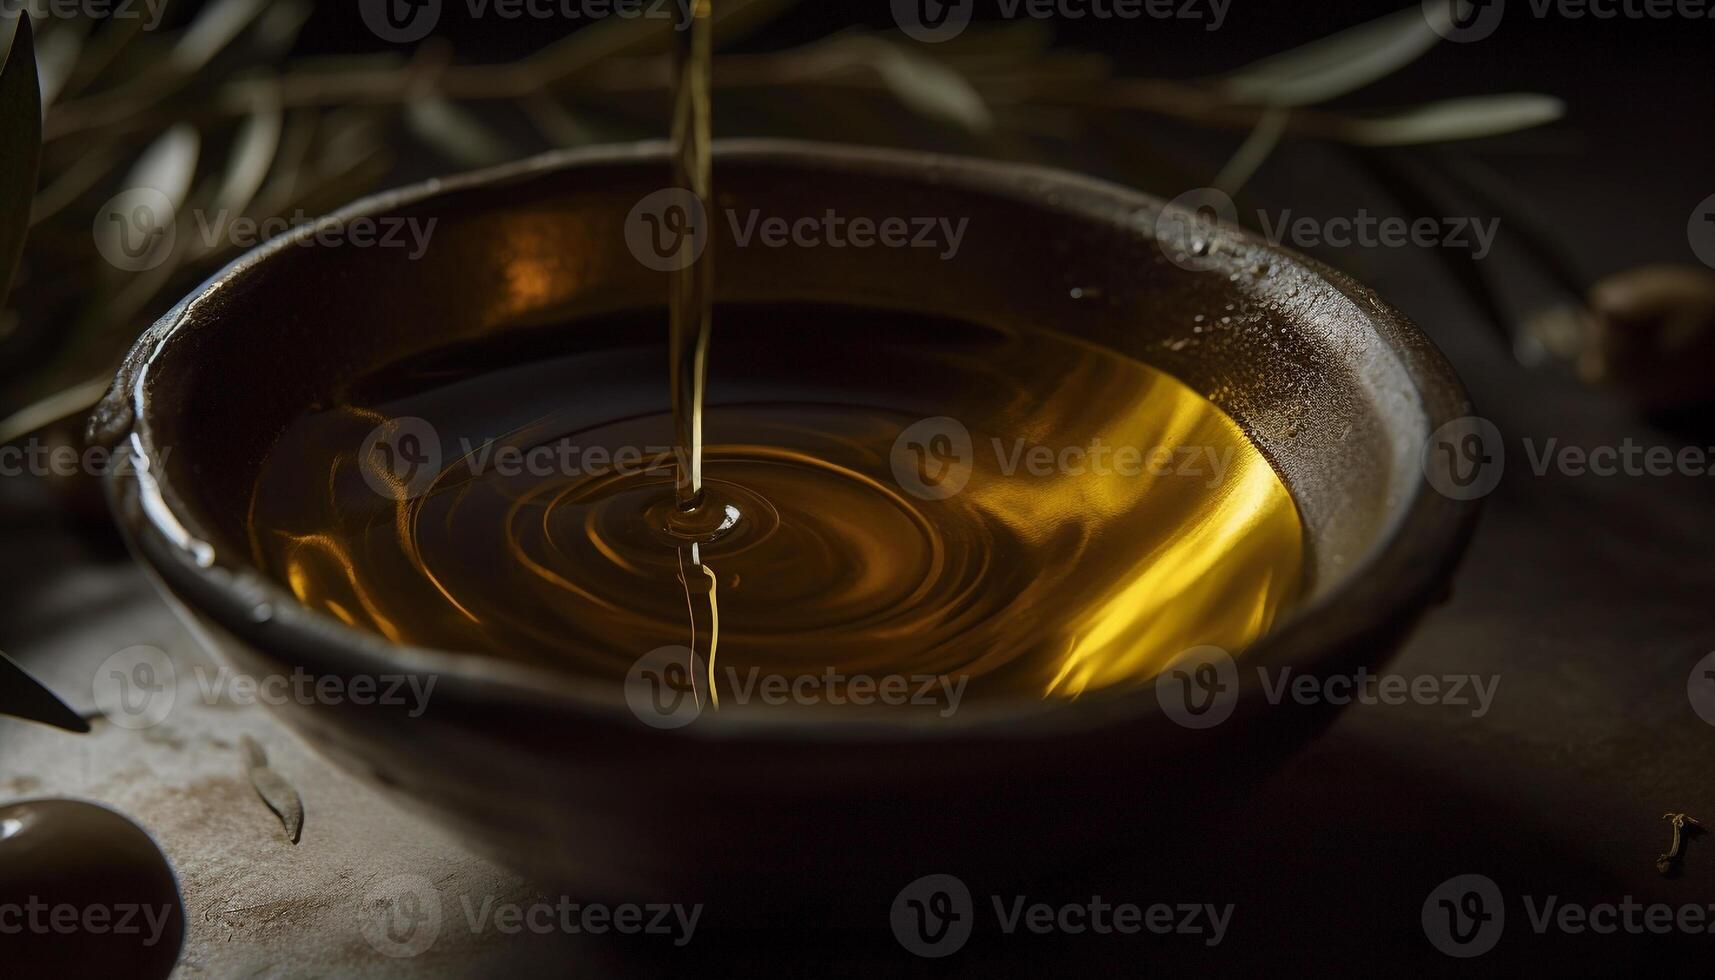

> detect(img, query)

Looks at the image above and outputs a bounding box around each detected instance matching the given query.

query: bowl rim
[96,138,1481,740]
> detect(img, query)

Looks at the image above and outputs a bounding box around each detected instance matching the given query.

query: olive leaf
[0,11,42,309]
[241,735,304,845]
[527,0,800,84]
[0,0,1569,438]
[786,35,994,134]
[1220,4,1445,108]
[0,648,89,734]
[406,96,518,168]
[1341,94,1567,146]
[862,39,994,134]
[170,0,272,76]
[212,88,282,220]
[33,16,88,107]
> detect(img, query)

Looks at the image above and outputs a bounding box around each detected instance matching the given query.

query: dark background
[285,0,1715,272]
[302,2,1715,973]
[5,0,1714,975]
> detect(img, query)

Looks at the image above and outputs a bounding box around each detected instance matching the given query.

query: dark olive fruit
[0,799,184,978]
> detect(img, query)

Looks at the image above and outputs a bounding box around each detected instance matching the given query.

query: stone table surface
[3,131,1714,975]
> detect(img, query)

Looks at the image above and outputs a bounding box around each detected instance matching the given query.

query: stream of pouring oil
[666,0,722,708]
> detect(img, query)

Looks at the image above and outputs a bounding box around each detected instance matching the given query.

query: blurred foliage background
[5,0,1686,442]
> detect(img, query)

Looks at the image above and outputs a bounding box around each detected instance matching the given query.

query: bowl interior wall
[134,146,1430,604]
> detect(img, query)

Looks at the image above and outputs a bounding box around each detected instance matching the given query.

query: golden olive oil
[246,1,1305,709]
[247,304,1304,703]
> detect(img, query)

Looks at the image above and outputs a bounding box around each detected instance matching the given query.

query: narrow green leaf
[810,36,993,133]
[33,16,86,106]
[91,124,199,277]
[1342,94,1566,146]
[0,649,89,734]
[1220,5,1444,107]
[171,0,272,75]
[527,0,801,81]
[214,87,283,218]
[405,96,517,168]
[127,123,202,204]
[0,11,42,308]
[874,44,992,133]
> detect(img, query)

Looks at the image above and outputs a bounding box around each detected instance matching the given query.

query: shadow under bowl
[95,140,1479,909]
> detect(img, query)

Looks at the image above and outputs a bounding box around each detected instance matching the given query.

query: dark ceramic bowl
[94,141,1478,909]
